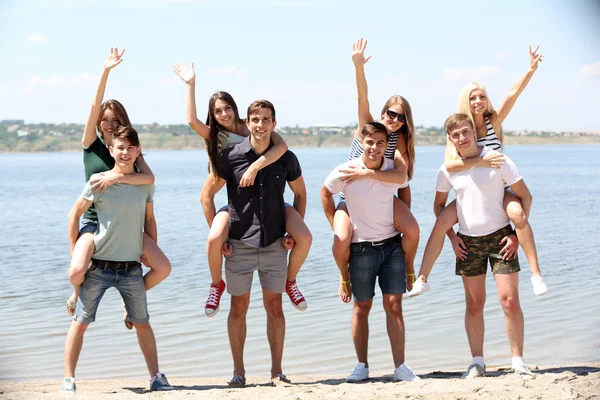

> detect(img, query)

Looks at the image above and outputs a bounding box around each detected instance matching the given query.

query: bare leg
[462,275,486,358]
[495,273,524,357]
[504,192,541,276]
[132,322,159,377]
[332,204,352,276]
[206,211,230,285]
[64,321,89,378]
[382,294,405,368]
[352,299,373,367]
[263,288,285,378]
[398,186,411,209]
[416,201,458,281]
[68,233,95,301]
[284,206,312,281]
[228,291,251,378]
[393,197,419,286]
[142,233,171,291]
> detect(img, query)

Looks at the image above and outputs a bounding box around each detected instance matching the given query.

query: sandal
[66,294,77,316]
[122,299,133,330]
[339,278,352,303]
[228,374,246,388]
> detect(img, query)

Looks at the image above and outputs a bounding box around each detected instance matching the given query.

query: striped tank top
[477,117,502,152]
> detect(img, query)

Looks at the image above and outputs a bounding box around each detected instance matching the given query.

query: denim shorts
[79,219,97,236]
[74,263,149,325]
[349,235,406,302]
[225,239,288,296]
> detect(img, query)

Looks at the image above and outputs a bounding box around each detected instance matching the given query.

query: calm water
[0,145,599,381]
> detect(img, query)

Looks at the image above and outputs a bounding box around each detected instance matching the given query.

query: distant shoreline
[0,134,598,154]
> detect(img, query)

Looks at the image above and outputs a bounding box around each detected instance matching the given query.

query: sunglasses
[385,109,406,123]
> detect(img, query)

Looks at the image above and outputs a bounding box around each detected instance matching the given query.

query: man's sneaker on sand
[346,362,369,382]
[149,372,173,391]
[531,275,547,296]
[408,277,430,298]
[462,363,486,379]
[511,364,535,378]
[285,280,307,311]
[393,363,421,381]
[59,377,76,393]
[205,279,226,317]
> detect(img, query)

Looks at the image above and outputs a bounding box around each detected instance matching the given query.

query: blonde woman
[412,46,547,297]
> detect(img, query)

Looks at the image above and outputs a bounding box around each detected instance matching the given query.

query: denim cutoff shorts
[74,263,148,325]
[79,218,98,237]
[349,234,406,302]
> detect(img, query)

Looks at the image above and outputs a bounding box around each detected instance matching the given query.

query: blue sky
[1,0,599,131]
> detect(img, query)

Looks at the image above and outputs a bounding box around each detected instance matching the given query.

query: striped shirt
[477,117,502,152]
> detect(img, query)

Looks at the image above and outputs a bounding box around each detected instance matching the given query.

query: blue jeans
[349,235,406,302]
[74,264,149,325]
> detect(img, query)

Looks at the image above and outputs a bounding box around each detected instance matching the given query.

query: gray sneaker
[59,377,76,393]
[149,372,173,391]
[461,363,486,379]
[511,364,535,378]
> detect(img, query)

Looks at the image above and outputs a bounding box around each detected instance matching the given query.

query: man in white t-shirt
[412,113,535,379]
[320,122,420,383]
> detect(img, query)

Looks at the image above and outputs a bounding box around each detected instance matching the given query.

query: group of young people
[59,38,547,393]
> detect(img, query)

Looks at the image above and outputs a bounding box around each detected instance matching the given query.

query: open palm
[173,61,195,84]
[352,37,372,67]
[104,47,125,70]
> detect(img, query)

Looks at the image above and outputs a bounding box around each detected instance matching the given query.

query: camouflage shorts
[455,225,520,277]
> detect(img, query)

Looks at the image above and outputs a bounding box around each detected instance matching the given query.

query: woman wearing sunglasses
[411,45,547,297]
[331,38,420,302]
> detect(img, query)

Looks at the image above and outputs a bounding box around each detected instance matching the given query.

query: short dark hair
[444,113,474,135]
[112,125,140,147]
[360,122,388,141]
[247,99,276,122]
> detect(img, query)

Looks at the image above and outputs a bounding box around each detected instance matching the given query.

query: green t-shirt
[82,137,115,221]
[81,181,155,262]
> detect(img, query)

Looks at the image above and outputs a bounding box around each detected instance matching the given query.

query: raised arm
[144,202,158,243]
[82,48,125,148]
[239,131,289,187]
[493,45,544,132]
[200,176,227,227]
[287,176,307,219]
[173,61,211,140]
[352,38,375,138]
[67,197,93,255]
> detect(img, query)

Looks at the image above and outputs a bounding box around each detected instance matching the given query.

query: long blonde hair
[458,82,495,129]
[380,95,415,180]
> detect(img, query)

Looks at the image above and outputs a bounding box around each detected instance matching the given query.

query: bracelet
[340,278,350,284]
[406,273,415,276]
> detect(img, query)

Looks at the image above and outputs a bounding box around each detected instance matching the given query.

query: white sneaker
[511,364,535,378]
[393,363,421,381]
[531,275,547,296]
[346,362,369,382]
[461,363,486,379]
[408,278,430,298]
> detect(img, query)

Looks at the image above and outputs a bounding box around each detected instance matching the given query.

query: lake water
[0,145,599,381]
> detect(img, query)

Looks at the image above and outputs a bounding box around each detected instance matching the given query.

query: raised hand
[173,61,195,85]
[104,47,125,70]
[529,45,544,70]
[351,37,372,67]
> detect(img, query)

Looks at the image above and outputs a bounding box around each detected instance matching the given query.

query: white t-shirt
[436,146,522,237]
[324,157,401,242]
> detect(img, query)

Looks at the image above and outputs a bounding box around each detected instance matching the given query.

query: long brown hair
[380,95,415,180]
[96,99,132,138]
[205,92,244,177]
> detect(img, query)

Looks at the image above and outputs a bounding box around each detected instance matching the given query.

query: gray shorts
[224,239,288,296]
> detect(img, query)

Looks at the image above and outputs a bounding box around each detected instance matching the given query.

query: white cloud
[208,66,248,77]
[28,33,48,44]
[27,73,94,88]
[28,75,63,86]
[67,73,93,86]
[442,65,499,81]
[580,62,600,77]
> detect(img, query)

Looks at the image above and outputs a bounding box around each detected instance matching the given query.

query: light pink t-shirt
[436,146,522,237]
[324,157,402,242]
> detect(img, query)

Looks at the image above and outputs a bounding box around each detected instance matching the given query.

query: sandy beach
[2,363,598,400]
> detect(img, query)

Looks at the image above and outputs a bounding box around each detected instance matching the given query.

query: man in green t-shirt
[60,126,172,394]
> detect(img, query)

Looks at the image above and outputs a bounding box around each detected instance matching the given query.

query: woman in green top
[67,48,171,329]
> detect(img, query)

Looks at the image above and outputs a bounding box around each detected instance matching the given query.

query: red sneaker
[205,280,226,317]
[285,280,307,311]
